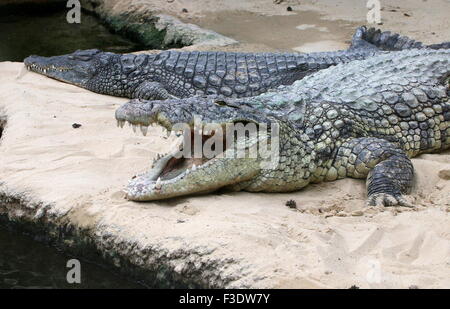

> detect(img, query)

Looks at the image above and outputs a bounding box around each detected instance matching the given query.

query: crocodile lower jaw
[119,120,227,194]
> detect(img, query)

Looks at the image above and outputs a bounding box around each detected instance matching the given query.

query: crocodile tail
[349,26,380,50]
[427,42,450,49]
[350,26,424,51]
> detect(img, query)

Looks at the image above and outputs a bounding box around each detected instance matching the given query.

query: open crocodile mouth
[153,131,227,186]
[114,98,272,200]
[117,119,232,190]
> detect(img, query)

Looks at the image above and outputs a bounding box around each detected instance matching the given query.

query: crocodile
[115,49,450,206]
[22,26,407,100]
[23,26,448,101]
[23,51,378,100]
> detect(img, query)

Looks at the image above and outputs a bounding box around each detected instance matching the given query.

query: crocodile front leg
[132,81,177,100]
[333,137,414,207]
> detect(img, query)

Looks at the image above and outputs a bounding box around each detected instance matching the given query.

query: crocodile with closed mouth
[23,27,437,100]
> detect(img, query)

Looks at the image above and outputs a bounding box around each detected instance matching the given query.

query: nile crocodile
[22,27,406,100]
[115,49,450,206]
[23,27,447,101]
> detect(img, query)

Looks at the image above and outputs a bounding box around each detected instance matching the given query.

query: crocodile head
[24,50,162,97]
[24,49,114,88]
[115,98,311,201]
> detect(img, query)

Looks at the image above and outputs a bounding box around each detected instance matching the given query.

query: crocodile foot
[367,193,414,207]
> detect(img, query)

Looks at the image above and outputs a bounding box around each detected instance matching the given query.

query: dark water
[0,226,144,289]
[0,7,143,62]
[0,5,147,289]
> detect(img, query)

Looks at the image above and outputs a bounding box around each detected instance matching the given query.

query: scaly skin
[24,26,448,100]
[354,26,450,51]
[116,49,450,205]
[23,27,448,101]
[22,26,399,100]
[23,48,381,100]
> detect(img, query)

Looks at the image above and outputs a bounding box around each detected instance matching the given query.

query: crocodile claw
[366,193,414,208]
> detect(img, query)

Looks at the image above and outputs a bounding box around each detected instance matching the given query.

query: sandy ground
[128,0,450,52]
[0,0,449,288]
[1,62,449,288]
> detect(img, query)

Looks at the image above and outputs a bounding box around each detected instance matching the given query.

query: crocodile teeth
[155,177,162,189]
[192,164,197,171]
[140,125,149,136]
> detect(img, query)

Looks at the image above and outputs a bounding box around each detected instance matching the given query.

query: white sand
[94,1,450,53]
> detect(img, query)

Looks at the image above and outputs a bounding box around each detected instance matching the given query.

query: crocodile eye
[214,100,227,106]
[120,55,136,73]
[214,99,239,109]
[76,49,101,56]
[76,56,93,61]
[71,49,102,61]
